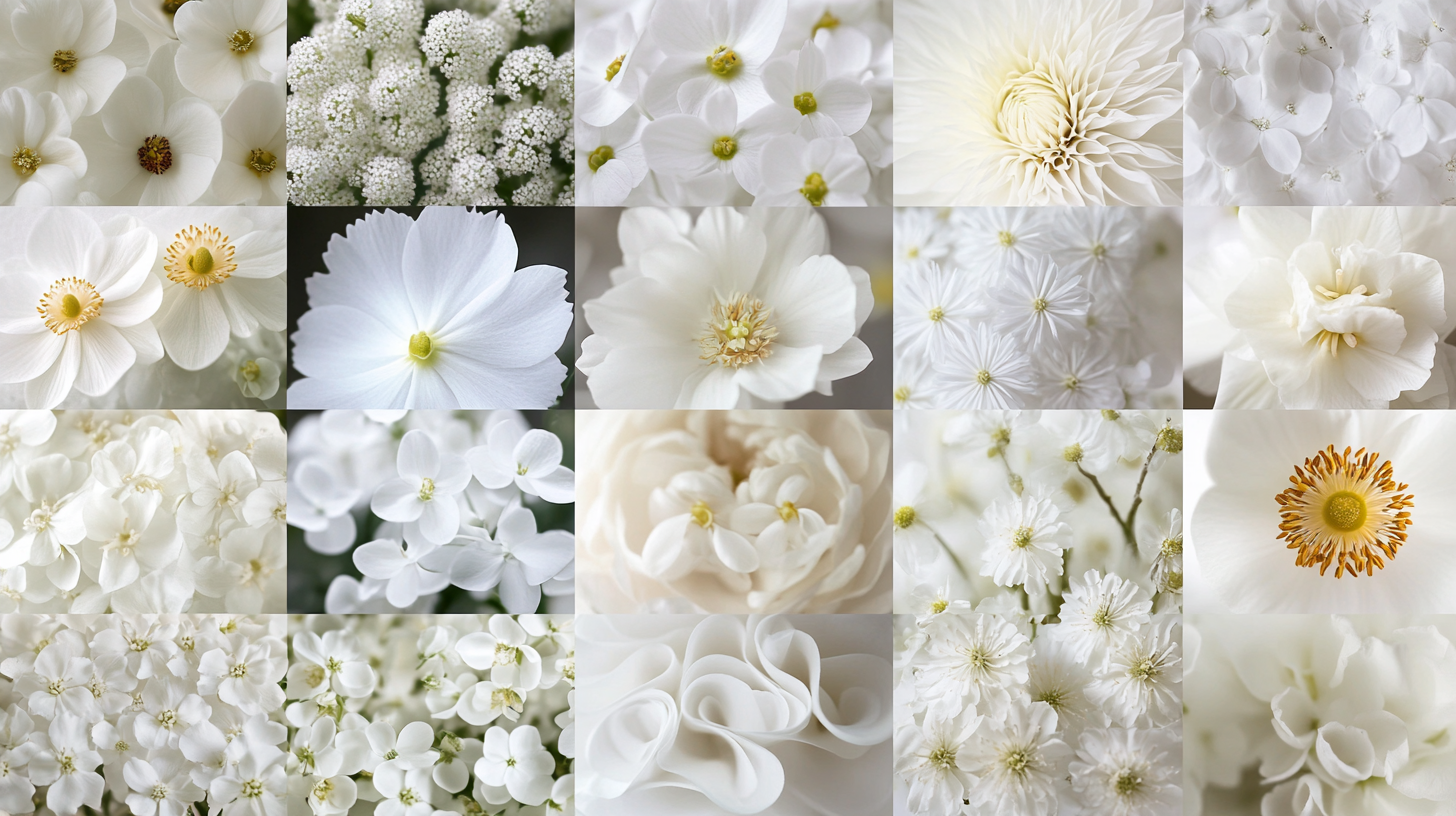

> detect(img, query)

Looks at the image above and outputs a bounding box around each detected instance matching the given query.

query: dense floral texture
[895,0,1182,205]
[288,208,572,409]
[1185,0,1456,205]
[1186,615,1456,816]
[0,0,284,205]
[576,0,890,205]
[895,612,1181,816]
[576,410,890,613]
[0,208,285,410]
[0,614,288,816]
[286,615,573,816]
[894,410,1184,618]
[578,207,874,408]
[893,208,1182,410]
[1190,410,1456,613]
[579,614,890,815]
[287,409,574,614]
[0,410,286,612]
[286,0,571,205]
[1185,207,1456,408]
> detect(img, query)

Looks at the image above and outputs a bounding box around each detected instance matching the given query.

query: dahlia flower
[895,0,1183,205]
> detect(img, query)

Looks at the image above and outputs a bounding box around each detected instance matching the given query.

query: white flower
[576,109,647,206]
[0,0,127,118]
[641,87,791,197]
[578,207,872,407]
[82,493,181,594]
[173,0,284,103]
[756,133,870,206]
[29,715,104,816]
[1138,508,1183,596]
[977,487,1070,594]
[1088,617,1182,728]
[917,613,1031,721]
[1068,728,1180,816]
[439,505,574,613]
[370,429,471,545]
[961,700,1072,816]
[893,261,979,362]
[992,255,1090,352]
[213,80,285,205]
[928,324,1035,409]
[639,0,786,118]
[896,0,1182,204]
[894,712,982,816]
[465,422,574,503]
[0,88,86,205]
[475,725,554,806]
[761,38,872,139]
[1060,570,1153,662]
[289,208,572,409]
[353,537,451,609]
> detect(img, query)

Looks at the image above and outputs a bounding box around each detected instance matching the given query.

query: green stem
[1124,444,1159,542]
[1077,464,1126,529]
[930,528,970,579]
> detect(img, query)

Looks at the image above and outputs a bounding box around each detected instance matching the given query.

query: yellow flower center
[793,91,817,115]
[239,360,261,381]
[605,54,624,82]
[800,171,828,206]
[11,147,41,176]
[894,506,917,529]
[700,293,777,368]
[690,501,713,528]
[165,224,237,290]
[997,62,1077,167]
[52,50,77,72]
[247,148,277,176]
[998,230,1016,247]
[1276,444,1414,578]
[229,29,255,53]
[409,331,434,361]
[894,385,911,403]
[162,0,190,14]
[138,135,173,175]
[1012,526,1034,548]
[778,501,798,522]
[38,278,104,335]
[706,46,741,77]
[712,136,738,160]
[976,369,993,385]
[587,145,614,172]
[418,477,435,502]
[812,9,840,34]
[928,306,944,322]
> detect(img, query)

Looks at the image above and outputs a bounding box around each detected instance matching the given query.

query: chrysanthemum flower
[895,0,1183,205]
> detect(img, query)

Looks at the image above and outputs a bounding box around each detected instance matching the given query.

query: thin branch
[1125,444,1159,536]
[929,527,970,579]
[1076,464,1126,528]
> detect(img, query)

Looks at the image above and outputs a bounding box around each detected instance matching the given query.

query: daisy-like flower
[929,324,1036,409]
[639,0,787,118]
[917,613,1031,721]
[1024,630,1096,735]
[961,700,1072,816]
[0,0,126,119]
[0,210,162,408]
[948,207,1051,272]
[289,208,572,409]
[894,712,983,816]
[894,261,979,361]
[991,256,1090,351]
[1060,569,1153,662]
[895,0,1183,204]
[977,487,1070,594]
[213,80,285,205]
[893,208,953,271]
[1068,727,1181,816]
[756,133,870,205]
[578,207,872,407]
[0,87,87,205]
[1138,508,1183,596]
[1088,617,1182,728]
[173,0,284,103]
[1034,342,1123,409]
[1191,410,1456,612]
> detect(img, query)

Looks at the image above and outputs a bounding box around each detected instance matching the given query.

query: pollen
[690,500,713,528]
[1012,526,1034,548]
[239,361,261,382]
[229,29,256,53]
[976,369,992,386]
[928,745,956,769]
[799,171,829,206]
[1031,297,1049,312]
[418,477,436,502]
[1115,770,1142,796]
[165,224,237,290]
[587,145,614,172]
[793,91,817,115]
[700,293,777,368]
[247,148,277,176]
[52,50,77,72]
[812,9,840,34]
[11,147,42,176]
[409,331,434,360]
[138,135,174,175]
[1275,444,1414,578]
[605,54,624,82]
[778,501,798,522]
[997,230,1016,247]
[894,506,917,529]
[706,46,741,77]
[928,306,944,322]
[38,278,104,335]
[712,136,738,160]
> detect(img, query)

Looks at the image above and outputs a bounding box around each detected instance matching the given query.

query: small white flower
[977,486,1070,594]
[992,255,1090,352]
[371,429,471,545]
[0,88,87,205]
[756,133,870,206]
[1068,727,1181,816]
[173,0,284,103]
[894,711,983,816]
[1088,617,1182,728]
[0,0,127,118]
[474,725,554,806]
[917,613,1031,721]
[465,421,574,503]
[1060,570,1153,663]
[961,700,1072,816]
[928,324,1035,410]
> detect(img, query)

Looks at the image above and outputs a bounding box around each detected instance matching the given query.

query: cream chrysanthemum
[895,0,1183,205]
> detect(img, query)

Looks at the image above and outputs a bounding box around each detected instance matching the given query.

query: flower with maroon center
[79,70,222,205]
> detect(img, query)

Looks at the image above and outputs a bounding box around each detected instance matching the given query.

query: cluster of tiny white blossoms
[576,0,891,205]
[895,611,1182,816]
[286,614,574,816]
[0,208,286,410]
[0,410,286,613]
[893,208,1182,410]
[287,409,574,613]
[286,0,572,205]
[894,410,1184,619]
[1186,615,1456,816]
[0,0,284,205]
[1186,0,1456,204]
[0,614,289,816]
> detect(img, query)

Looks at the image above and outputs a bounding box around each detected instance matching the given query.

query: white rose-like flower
[896,0,1183,205]
[576,410,890,613]
[578,207,873,408]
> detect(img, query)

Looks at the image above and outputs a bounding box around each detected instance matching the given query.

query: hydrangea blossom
[286,409,575,614]
[0,615,289,816]
[576,0,892,205]
[0,409,286,612]
[894,208,1183,410]
[287,0,572,205]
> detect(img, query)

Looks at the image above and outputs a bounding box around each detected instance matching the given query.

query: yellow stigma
[929,598,948,614]
[1012,526,1033,548]
[894,385,911,403]
[706,46,741,77]
[605,54,624,82]
[1156,425,1183,454]
[894,506,916,529]
[37,278,103,335]
[247,148,277,176]
[239,361,261,382]
[793,92,817,115]
[1091,242,1107,259]
[1032,297,1049,312]
[1063,443,1083,463]
[165,224,237,290]
[52,50,77,72]
[11,147,42,176]
[928,306,944,322]
[229,29,255,53]
[778,501,798,522]
[812,9,840,34]
[587,145,614,172]
[409,332,434,360]
[800,172,828,206]
[690,501,713,528]
[418,477,435,501]
[1276,445,1414,578]
[997,230,1015,247]
[712,136,738,160]
[700,293,777,368]
[976,369,993,386]
[1115,770,1141,796]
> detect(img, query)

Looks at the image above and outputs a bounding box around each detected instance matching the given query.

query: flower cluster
[0,614,288,816]
[576,0,891,206]
[893,208,1182,410]
[578,614,890,815]
[895,0,1183,205]
[1186,615,1456,816]
[286,0,572,205]
[578,207,875,408]
[1185,207,1456,408]
[286,615,574,816]
[1189,410,1456,614]
[288,208,573,410]
[895,612,1182,816]
[0,0,283,206]
[576,410,890,613]
[1186,0,1456,205]
[894,410,1184,618]
[0,208,285,410]
[287,409,574,613]
[0,410,286,612]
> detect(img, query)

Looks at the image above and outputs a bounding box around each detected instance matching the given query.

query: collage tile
[1,0,1455,815]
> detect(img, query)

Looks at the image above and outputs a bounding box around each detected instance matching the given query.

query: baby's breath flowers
[286,0,572,205]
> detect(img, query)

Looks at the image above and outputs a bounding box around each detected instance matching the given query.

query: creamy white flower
[1060,570,1153,663]
[173,0,284,103]
[894,711,982,816]
[756,133,870,206]
[0,0,127,119]
[0,87,87,205]
[1068,727,1181,816]
[213,80,285,205]
[961,700,1072,816]
[977,486,1069,594]
[992,255,1090,352]
[893,261,980,362]
[576,109,647,207]
[1088,617,1182,728]
[917,613,1031,721]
